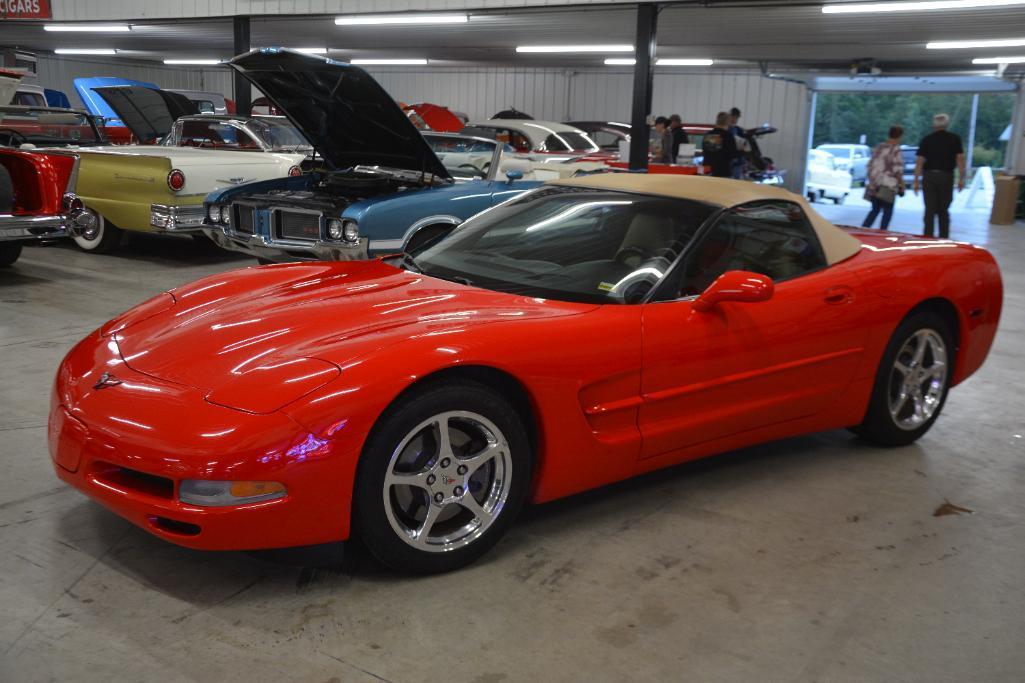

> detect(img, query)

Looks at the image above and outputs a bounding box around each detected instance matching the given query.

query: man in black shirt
[913,113,966,239]
[702,111,737,178]
[669,114,689,163]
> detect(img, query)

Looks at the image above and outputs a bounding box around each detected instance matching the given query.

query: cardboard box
[991,174,1021,225]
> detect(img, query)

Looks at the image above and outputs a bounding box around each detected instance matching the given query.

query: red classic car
[49,174,1001,574]
[0,106,100,265]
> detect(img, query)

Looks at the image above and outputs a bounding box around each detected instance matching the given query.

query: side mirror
[505,169,524,182]
[692,271,774,312]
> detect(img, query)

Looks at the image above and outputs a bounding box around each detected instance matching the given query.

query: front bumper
[48,337,357,551]
[150,204,206,233]
[203,223,369,263]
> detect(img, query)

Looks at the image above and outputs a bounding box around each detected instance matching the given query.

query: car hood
[90,86,199,144]
[110,260,594,398]
[228,49,451,181]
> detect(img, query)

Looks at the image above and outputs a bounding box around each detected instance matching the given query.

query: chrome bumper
[202,225,369,263]
[0,213,76,242]
[151,204,206,232]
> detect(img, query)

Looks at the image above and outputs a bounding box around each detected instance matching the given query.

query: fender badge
[93,372,123,390]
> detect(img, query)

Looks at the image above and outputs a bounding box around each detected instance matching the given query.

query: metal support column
[628,3,658,171]
[233,16,251,115]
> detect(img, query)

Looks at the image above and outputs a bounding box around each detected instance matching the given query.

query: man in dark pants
[913,113,966,239]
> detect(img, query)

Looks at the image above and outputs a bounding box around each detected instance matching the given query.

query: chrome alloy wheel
[887,328,948,431]
[382,410,512,552]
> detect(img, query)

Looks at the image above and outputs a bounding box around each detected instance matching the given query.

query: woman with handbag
[861,126,906,230]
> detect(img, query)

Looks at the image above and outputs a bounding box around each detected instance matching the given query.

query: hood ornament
[93,372,123,390]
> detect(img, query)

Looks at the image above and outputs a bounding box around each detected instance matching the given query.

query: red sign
[0,0,51,20]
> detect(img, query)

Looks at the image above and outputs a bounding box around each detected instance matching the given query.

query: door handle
[824,285,854,305]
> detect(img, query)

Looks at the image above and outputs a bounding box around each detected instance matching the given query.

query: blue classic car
[202,49,603,263]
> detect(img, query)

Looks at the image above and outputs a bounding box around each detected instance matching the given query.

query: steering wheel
[457,163,485,178]
[0,128,29,147]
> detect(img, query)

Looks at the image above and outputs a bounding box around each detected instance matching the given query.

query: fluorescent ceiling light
[604,58,714,66]
[823,0,1025,13]
[45,24,130,32]
[973,55,1025,62]
[350,58,428,65]
[518,45,633,53]
[292,48,328,54]
[163,59,223,65]
[335,14,467,26]
[658,58,715,66]
[55,48,117,55]
[927,37,1025,49]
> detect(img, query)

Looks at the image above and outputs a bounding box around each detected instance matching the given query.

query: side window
[592,131,621,148]
[542,133,570,152]
[676,201,827,297]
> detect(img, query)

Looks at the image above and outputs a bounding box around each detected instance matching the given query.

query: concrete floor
[1,213,1023,682]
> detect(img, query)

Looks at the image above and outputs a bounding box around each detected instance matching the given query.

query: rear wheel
[73,209,122,254]
[854,311,954,446]
[354,381,532,574]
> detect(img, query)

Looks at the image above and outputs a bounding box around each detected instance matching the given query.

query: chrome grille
[275,210,321,241]
[231,204,254,235]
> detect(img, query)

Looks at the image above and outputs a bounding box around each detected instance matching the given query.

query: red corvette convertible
[49,174,1002,573]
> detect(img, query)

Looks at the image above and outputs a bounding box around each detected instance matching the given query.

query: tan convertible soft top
[548,173,862,265]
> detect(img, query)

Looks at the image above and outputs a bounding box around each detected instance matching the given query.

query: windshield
[415,187,717,304]
[819,146,851,159]
[424,134,497,179]
[245,118,312,152]
[0,108,102,146]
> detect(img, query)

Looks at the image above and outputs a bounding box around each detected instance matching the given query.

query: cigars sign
[1,0,52,20]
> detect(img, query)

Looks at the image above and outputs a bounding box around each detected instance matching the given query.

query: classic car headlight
[342,219,359,242]
[179,480,287,507]
[220,205,231,224]
[207,204,221,222]
[326,219,344,240]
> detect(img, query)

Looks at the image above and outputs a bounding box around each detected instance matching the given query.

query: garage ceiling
[0,2,1024,76]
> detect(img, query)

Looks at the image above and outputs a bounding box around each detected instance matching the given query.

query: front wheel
[854,311,954,446]
[73,210,123,253]
[354,381,532,574]
[0,242,22,267]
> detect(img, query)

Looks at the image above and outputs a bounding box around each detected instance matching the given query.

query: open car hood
[228,49,451,181]
[91,86,198,144]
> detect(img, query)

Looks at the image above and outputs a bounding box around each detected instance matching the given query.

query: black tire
[0,242,22,267]
[833,194,846,205]
[0,164,13,211]
[73,210,122,254]
[354,380,532,574]
[0,166,17,267]
[853,310,955,446]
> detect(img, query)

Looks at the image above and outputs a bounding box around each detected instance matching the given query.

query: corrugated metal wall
[34,55,810,189]
[364,66,810,190]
